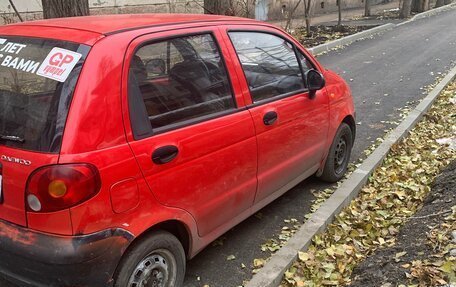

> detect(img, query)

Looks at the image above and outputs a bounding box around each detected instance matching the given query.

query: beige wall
[0,0,203,13]
[0,0,204,24]
[266,0,385,20]
[0,0,387,24]
[0,0,42,13]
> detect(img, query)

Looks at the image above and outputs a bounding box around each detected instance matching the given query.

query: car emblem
[0,155,32,166]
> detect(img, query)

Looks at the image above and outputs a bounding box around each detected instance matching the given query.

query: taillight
[26,164,101,213]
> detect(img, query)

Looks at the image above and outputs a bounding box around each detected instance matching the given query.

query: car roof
[11,14,253,35]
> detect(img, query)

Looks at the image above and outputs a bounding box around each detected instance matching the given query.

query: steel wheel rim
[128,249,176,287]
[334,135,348,175]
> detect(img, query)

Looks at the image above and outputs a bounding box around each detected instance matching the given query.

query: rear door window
[0,36,89,153]
[128,33,235,137]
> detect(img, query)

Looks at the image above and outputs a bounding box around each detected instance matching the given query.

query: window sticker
[0,38,41,73]
[36,47,82,82]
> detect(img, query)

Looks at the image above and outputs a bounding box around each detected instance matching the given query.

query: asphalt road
[1,8,455,287]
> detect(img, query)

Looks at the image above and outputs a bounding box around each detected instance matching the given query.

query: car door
[124,28,257,237]
[226,28,330,204]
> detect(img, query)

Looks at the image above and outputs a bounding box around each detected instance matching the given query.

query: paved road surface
[1,8,455,287]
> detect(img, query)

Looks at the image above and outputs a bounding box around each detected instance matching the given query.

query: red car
[0,14,355,287]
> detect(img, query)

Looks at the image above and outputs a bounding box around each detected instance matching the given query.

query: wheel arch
[112,220,190,286]
[133,220,191,258]
[317,114,356,177]
[151,220,191,257]
[342,114,356,142]
[116,219,192,269]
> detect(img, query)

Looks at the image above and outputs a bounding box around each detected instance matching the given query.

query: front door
[125,29,257,237]
[228,30,329,204]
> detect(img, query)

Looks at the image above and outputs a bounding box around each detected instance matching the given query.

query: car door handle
[263,111,278,126]
[152,145,179,164]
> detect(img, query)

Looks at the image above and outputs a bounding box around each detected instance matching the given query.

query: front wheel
[319,123,353,183]
[114,231,186,287]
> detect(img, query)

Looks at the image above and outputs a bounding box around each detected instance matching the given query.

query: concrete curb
[308,23,395,55]
[245,66,456,287]
[398,2,456,26]
[308,1,456,55]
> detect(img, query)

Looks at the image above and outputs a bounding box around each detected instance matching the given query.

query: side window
[129,33,235,133]
[229,32,306,102]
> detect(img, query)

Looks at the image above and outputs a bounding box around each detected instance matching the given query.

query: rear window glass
[0,36,89,153]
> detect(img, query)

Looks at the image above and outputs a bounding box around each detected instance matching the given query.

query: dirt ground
[293,25,374,48]
[352,8,401,21]
[349,161,456,286]
[291,6,406,48]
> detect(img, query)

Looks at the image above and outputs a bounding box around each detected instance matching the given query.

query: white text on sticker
[0,55,40,73]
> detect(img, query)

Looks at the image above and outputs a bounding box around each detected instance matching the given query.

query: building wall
[0,0,204,24]
[0,0,387,24]
[266,0,386,20]
[0,0,203,13]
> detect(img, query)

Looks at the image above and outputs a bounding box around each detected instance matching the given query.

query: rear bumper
[0,219,134,287]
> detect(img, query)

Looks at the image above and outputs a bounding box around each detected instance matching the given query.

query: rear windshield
[0,36,89,153]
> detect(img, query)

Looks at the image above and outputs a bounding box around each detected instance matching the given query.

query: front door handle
[263,111,278,126]
[152,145,179,164]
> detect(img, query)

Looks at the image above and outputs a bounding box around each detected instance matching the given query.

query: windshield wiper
[0,135,25,143]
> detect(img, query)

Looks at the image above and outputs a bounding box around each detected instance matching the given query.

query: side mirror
[305,69,325,99]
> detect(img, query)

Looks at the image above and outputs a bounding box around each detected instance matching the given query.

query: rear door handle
[263,111,278,126]
[152,145,179,164]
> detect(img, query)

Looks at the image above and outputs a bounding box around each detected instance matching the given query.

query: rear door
[226,28,330,204]
[124,28,257,237]
[0,36,89,227]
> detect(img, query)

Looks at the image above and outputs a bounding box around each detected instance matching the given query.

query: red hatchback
[0,14,355,287]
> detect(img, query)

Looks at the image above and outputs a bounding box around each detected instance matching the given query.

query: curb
[245,65,456,287]
[308,23,395,55]
[308,1,456,55]
[398,1,456,26]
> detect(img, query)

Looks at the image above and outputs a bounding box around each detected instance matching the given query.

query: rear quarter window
[0,36,89,153]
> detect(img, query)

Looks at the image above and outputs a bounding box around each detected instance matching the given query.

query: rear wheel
[114,231,185,287]
[319,123,353,182]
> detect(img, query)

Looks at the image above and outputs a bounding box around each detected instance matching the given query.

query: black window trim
[128,30,239,140]
[227,28,320,108]
[293,44,308,85]
[152,107,245,135]
[247,88,309,108]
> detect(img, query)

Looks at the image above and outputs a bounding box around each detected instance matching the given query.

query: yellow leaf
[226,255,235,261]
[253,258,265,268]
[298,251,310,262]
[393,190,407,199]
[337,261,346,273]
[395,251,407,259]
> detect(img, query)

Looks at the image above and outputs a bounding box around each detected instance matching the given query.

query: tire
[114,231,186,287]
[319,123,353,183]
